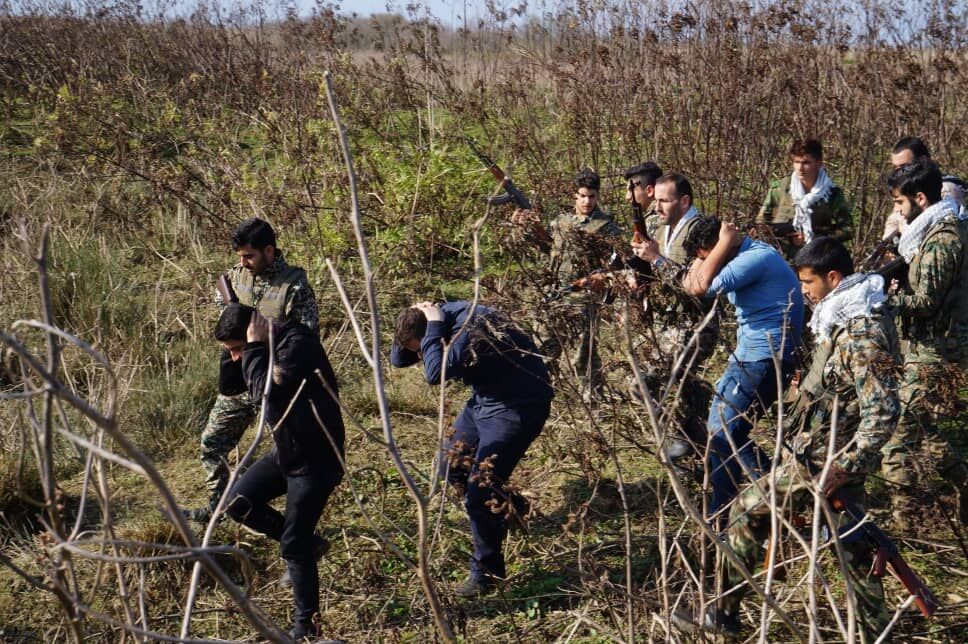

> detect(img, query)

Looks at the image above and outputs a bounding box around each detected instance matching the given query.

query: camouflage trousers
[721,463,889,642]
[200,391,259,495]
[880,357,968,506]
[535,296,604,397]
[629,321,716,447]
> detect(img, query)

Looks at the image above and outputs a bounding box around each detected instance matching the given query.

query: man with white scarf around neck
[710,237,897,640]
[879,158,968,529]
[756,138,853,260]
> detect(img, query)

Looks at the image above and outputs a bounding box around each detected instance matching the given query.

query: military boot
[181,488,223,524]
[889,496,915,532]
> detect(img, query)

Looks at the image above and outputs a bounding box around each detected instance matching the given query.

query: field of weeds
[1,0,967,641]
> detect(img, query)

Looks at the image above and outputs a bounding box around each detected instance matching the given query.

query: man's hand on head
[718,220,742,249]
[247,310,270,343]
[413,301,443,322]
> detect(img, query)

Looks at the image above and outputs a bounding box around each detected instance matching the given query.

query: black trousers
[227,451,341,623]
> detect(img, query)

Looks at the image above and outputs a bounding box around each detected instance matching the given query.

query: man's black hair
[214,303,253,342]
[623,161,664,187]
[789,138,823,161]
[793,236,854,277]
[394,307,428,348]
[656,172,694,200]
[231,218,276,251]
[888,159,943,204]
[892,136,931,160]
[575,169,601,192]
[683,215,721,259]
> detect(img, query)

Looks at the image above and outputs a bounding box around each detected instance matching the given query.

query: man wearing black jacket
[215,303,344,641]
[391,301,553,597]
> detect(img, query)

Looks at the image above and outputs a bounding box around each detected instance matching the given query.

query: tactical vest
[763,177,847,234]
[657,214,700,266]
[907,218,968,365]
[550,210,621,284]
[231,263,306,322]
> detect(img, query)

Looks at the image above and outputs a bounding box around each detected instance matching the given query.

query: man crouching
[215,303,344,641]
[391,301,553,597]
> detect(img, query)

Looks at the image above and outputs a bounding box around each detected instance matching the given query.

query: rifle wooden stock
[216,274,238,304]
[829,492,939,618]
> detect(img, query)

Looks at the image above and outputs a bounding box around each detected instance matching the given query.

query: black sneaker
[289,618,321,641]
[666,438,693,462]
[454,575,496,598]
[703,606,741,637]
[181,506,213,524]
[280,535,331,587]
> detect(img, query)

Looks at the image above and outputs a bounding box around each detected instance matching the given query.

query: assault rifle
[625,178,655,283]
[466,137,532,210]
[785,440,939,618]
[215,273,238,304]
[827,488,939,617]
[750,221,798,240]
[859,235,907,291]
[466,137,552,249]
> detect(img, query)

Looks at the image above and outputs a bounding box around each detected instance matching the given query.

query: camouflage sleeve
[889,231,960,319]
[829,188,853,242]
[832,320,899,474]
[284,275,320,332]
[652,256,685,283]
[755,184,777,225]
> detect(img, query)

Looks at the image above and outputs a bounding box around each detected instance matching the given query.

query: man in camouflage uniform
[755,138,853,260]
[513,170,622,401]
[185,218,319,522]
[629,172,719,461]
[709,237,897,640]
[879,159,968,528]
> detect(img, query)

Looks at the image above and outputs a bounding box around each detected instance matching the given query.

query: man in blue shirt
[391,301,553,596]
[683,217,804,522]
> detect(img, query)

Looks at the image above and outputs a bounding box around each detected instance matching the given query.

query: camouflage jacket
[549,207,623,284]
[889,217,968,363]
[756,176,853,258]
[217,252,319,332]
[788,311,900,475]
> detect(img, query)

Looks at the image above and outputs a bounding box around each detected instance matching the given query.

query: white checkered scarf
[809,272,886,341]
[789,167,835,244]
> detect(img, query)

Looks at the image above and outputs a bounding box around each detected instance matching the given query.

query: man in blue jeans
[683,217,804,524]
[391,301,553,597]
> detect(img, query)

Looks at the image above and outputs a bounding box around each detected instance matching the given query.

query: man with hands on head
[391,300,553,597]
[215,303,344,641]
[682,217,804,520]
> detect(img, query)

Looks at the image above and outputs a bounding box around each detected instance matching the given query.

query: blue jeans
[706,359,794,518]
[441,398,550,580]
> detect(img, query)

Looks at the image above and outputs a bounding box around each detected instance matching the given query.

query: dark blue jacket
[390,302,553,407]
[242,321,345,476]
